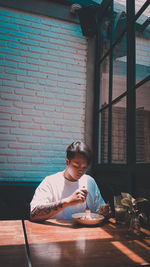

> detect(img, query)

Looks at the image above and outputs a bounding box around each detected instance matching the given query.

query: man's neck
[63,170,76,182]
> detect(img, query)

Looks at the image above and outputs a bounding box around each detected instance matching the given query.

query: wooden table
[0,220,28,267]
[24,219,150,267]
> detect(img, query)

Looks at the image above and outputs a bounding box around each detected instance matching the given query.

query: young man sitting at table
[30,141,112,221]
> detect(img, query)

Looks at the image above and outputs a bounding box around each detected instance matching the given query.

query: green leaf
[121,192,132,200]
[138,213,148,223]
[121,198,132,208]
[133,198,148,205]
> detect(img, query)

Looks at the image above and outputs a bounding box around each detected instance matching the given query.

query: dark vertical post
[127,0,136,193]
[92,18,101,166]
[108,0,113,163]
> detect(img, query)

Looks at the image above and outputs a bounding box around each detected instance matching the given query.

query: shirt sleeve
[30,177,53,212]
[87,176,106,213]
[94,181,106,212]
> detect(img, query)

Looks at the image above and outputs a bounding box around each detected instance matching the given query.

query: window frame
[92,0,150,195]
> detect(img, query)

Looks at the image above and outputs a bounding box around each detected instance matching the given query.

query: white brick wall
[0,7,88,181]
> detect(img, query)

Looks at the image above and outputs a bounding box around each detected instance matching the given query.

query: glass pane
[136,80,150,163]
[100,1,112,58]
[112,97,127,163]
[135,0,149,15]
[99,109,109,163]
[136,12,150,26]
[136,15,150,83]
[101,16,111,58]
[112,11,126,45]
[114,0,126,13]
[113,1,126,44]
[112,34,127,100]
[100,56,109,108]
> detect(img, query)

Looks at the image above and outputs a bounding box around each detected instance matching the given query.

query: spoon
[85,201,92,219]
[82,186,92,219]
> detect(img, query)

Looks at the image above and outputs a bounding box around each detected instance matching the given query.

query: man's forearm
[30,200,68,221]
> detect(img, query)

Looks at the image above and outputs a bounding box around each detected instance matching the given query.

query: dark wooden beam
[0,0,79,23]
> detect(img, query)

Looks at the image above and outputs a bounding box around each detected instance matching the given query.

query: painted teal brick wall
[0,7,88,181]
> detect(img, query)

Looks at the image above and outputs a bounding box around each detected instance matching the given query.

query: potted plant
[120,192,148,234]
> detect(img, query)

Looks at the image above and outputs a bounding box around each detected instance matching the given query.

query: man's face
[65,153,88,181]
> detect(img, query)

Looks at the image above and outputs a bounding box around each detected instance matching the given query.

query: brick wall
[0,7,88,181]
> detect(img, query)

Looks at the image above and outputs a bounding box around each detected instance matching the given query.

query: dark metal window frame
[92,0,150,194]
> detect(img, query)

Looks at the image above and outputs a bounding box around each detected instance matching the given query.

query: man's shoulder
[40,172,63,185]
[45,171,62,179]
[82,174,96,184]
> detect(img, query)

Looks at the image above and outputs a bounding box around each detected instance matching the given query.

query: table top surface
[24,218,150,267]
[0,220,28,267]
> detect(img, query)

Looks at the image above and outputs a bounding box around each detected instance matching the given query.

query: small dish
[72,212,105,226]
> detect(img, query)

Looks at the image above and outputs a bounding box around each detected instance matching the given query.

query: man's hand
[30,188,88,221]
[97,203,112,218]
[65,188,88,206]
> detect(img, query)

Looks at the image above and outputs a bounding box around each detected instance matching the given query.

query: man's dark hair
[66,141,92,165]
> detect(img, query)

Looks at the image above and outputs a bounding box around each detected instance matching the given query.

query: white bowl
[72,212,105,226]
